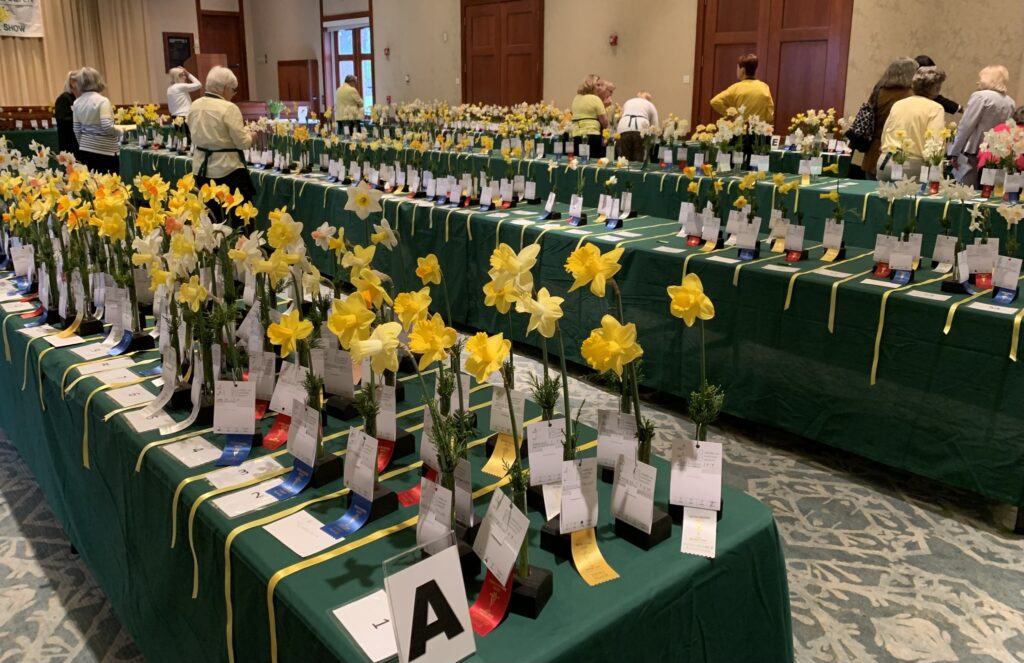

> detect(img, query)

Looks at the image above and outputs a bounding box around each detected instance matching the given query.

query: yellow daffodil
[733,196,748,209]
[327,295,375,350]
[352,266,393,309]
[778,181,798,195]
[822,163,839,174]
[350,321,402,374]
[482,277,522,314]
[713,179,723,193]
[416,254,442,285]
[488,242,540,289]
[328,229,348,261]
[342,244,376,271]
[687,181,700,195]
[177,275,208,313]
[266,309,313,358]
[666,273,715,327]
[150,268,174,293]
[393,287,432,330]
[135,206,163,235]
[564,244,624,297]
[254,249,299,287]
[235,201,258,225]
[580,315,643,378]
[517,287,563,338]
[772,173,786,186]
[683,166,697,178]
[820,190,840,203]
[267,210,303,250]
[464,331,511,383]
[408,313,457,370]
[700,163,714,176]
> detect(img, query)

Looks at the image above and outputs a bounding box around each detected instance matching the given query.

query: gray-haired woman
[167,66,201,141]
[862,57,918,179]
[71,67,122,174]
[876,67,948,182]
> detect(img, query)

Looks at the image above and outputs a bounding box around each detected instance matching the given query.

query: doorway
[461,0,544,105]
[197,7,251,101]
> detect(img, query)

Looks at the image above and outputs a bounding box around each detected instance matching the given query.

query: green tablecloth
[0,297,792,663]
[2,128,59,154]
[120,147,1024,507]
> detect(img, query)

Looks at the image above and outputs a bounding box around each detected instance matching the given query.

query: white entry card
[377,384,398,441]
[610,455,656,534]
[670,440,723,511]
[214,380,256,435]
[597,409,637,468]
[489,385,525,437]
[288,401,321,468]
[559,457,598,533]
[345,429,378,501]
[472,488,529,583]
[525,418,565,486]
[994,256,1023,290]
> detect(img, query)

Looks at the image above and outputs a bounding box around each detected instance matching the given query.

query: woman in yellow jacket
[710,54,774,124]
[570,74,608,158]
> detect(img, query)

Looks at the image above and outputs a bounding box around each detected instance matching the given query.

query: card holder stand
[827,244,847,261]
[539,516,572,560]
[973,273,993,290]
[525,484,547,512]
[398,353,419,376]
[124,332,156,354]
[310,453,344,488]
[599,466,615,483]
[890,269,914,286]
[347,484,398,522]
[510,565,553,619]
[538,210,561,221]
[993,287,1018,304]
[614,509,672,550]
[501,199,517,210]
[454,539,482,583]
[382,428,417,462]
[41,309,62,326]
[604,217,623,230]
[324,394,359,421]
[567,213,588,227]
[668,500,724,524]
[195,403,215,427]
[169,380,192,410]
[940,277,972,294]
[484,431,528,459]
[455,520,482,547]
[526,197,541,205]
[686,234,703,247]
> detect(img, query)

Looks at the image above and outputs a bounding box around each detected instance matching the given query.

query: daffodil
[267,209,303,250]
[416,254,442,285]
[235,201,258,225]
[371,217,398,250]
[464,331,511,383]
[488,242,540,289]
[408,313,457,370]
[130,231,162,269]
[580,315,643,378]
[820,190,840,203]
[517,287,563,338]
[311,222,337,251]
[482,277,523,314]
[733,196,748,209]
[393,287,432,330]
[342,244,376,271]
[350,321,402,374]
[228,230,265,269]
[150,268,175,293]
[822,163,839,174]
[666,274,715,327]
[352,266,393,308]
[327,295,375,350]
[344,180,383,220]
[328,228,348,261]
[687,181,700,195]
[177,275,208,313]
[266,309,313,358]
[254,249,299,287]
[564,244,624,297]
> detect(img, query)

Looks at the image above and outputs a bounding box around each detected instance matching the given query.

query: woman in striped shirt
[72,67,122,175]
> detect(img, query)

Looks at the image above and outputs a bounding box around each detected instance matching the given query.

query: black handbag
[844,99,875,153]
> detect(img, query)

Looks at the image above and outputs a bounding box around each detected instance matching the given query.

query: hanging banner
[1,1,43,38]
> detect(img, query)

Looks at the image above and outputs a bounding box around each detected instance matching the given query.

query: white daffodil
[311,222,336,251]
[371,217,399,250]
[228,230,265,270]
[616,156,629,168]
[968,205,985,233]
[567,157,579,171]
[130,230,163,268]
[344,180,383,220]
[547,160,558,173]
[605,175,618,187]
[997,203,1024,227]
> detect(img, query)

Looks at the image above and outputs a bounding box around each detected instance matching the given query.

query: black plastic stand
[614,508,672,550]
[324,394,359,421]
[668,498,725,524]
[76,317,104,337]
[509,565,553,619]
[311,454,344,488]
[539,516,571,561]
[349,485,398,522]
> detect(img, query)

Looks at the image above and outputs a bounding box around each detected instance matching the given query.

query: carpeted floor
[1,353,1023,662]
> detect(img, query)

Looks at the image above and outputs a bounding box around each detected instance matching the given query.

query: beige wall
[371,0,462,105]
[844,0,1024,116]
[142,0,200,103]
[245,0,322,102]
[323,0,369,15]
[542,0,698,120]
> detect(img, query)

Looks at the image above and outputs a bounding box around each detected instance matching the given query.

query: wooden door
[692,0,852,132]
[278,59,320,111]
[199,11,250,100]
[462,0,543,105]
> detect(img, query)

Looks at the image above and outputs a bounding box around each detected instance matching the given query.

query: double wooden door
[692,0,853,132]
[461,0,544,105]
[199,10,250,101]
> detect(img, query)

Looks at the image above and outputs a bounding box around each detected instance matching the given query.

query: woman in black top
[54,70,80,157]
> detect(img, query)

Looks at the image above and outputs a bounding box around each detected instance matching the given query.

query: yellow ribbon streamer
[82,375,159,469]
[3,310,25,362]
[21,332,59,391]
[61,350,145,396]
[783,251,872,310]
[869,276,947,385]
[1010,306,1024,361]
[64,356,159,396]
[571,527,620,586]
[56,310,84,338]
[35,346,57,408]
[828,270,873,334]
[134,428,216,472]
[942,288,992,335]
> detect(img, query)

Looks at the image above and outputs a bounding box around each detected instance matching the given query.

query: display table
[0,293,792,663]
[2,127,59,154]
[119,147,1024,510]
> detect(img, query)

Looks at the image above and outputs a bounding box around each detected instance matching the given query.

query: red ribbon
[18,294,37,303]
[262,414,291,450]
[395,468,439,506]
[376,438,395,473]
[469,571,513,636]
[21,304,45,319]
[254,399,269,420]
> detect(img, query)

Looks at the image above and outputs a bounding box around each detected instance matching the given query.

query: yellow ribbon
[61,350,145,396]
[56,310,84,338]
[942,288,992,335]
[1010,306,1024,361]
[35,346,57,408]
[64,356,159,396]
[2,310,25,362]
[783,251,872,310]
[134,428,216,471]
[82,375,159,469]
[21,332,58,391]
[828,270,873,333]
[869,276,947,385]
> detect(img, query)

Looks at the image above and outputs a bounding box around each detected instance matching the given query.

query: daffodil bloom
[687,181,700,195]
[349,321,402,374]
[267,309,314,358]
[713,179,723,193]
[135,206,164,234]
[666,273,715,327]
[344,181,383,220]
[327,295,375,350]
[177,275,208,313]
[733,196,748,209]
[342,244,376,271]
[228,231,265,268]
[482,277,524,314]
[267,210,303,250]
[822,163,839,174]
[311,222,337,251]
[580,315,643,378]
[415,254,442,285]
[517,287,564,338]
[352,266,393,308]
[564,244,624,298]
[268,206,287,224]
[150,268,174,293]
[464,331,511,383]
[408,313,457,370]
[328,232,348,261]
[130,231,163,269]
[488,242,539,290]
[371,218,398,250]
[393,287,432,330]
[254,249,299,287]
[772,173,786,186]
[820,190,840,203]
[700,163,714,176]
[235,201,258,225]
[778,181,798,195]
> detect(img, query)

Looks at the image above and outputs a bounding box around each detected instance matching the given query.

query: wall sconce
[384,46,390,58]
[609,34,618,46]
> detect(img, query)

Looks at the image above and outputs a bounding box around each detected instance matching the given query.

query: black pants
[79,150,120,175]
[174,118,192,143]
[572,133,605,159]
[197,168,257,226]
[618,131,643,162]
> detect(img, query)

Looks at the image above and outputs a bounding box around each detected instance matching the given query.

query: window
[323,18,374,117]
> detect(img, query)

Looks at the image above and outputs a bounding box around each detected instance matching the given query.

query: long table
[120,146,1024,511]
[0,290,793,663]
[2,127,59,155]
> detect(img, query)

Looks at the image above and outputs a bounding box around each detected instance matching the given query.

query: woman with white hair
[167,66,202,139]
[876,66,947,182]
[187,65,254,219]
[54,70,80,156]
[949,66,1016,187]
[71,67,122,174]
[616,91,658,161]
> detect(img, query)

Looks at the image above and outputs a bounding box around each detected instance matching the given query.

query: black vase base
[484,432,528,459]
[668,500,724,523]
[169,383,191,410]
[399,354,418,375]
[526,484,546,513]
[941,279,970,294]
[44,310,62,326]
[324,394,359,421]
[456,520,482,547]
[76,318,105,337]
[539,516,571,561]
[510,565,553,619]
[383,427,417,462]
[614,508,672,550]
[195,403,214,427]
[458,539,481,582]
[349,485,398,522]
[125,333,155,353]
[600,466,615,484]
[311,454,345,488]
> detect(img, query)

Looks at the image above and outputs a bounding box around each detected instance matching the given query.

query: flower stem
[556,327,574,460]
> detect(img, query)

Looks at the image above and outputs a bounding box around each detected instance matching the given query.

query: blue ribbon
[993,287,1018,305]
[891,270,912,286]
[16,276,33,295]
[216,434,254,466]
[23,307,49,327]
[137,363,163,377]
[107,330,134,356]
[267,459,314,500]
[738,248,756,262]
[321,492,373,539]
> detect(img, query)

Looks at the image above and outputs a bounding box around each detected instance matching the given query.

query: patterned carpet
[1,353,1023,662]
